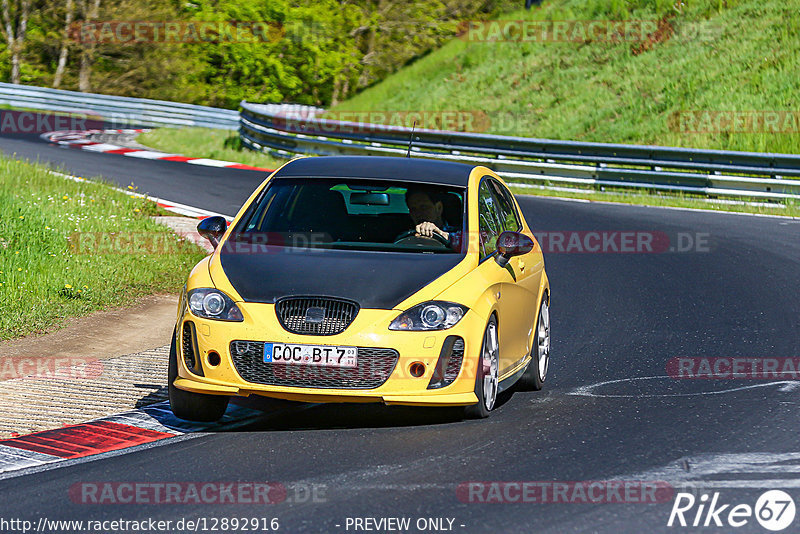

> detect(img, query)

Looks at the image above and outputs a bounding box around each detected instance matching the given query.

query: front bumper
[173,302,483,407]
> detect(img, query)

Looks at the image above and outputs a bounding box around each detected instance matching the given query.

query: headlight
[187,288,243,321]
[389,301,468,331]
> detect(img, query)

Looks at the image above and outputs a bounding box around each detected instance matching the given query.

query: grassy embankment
[338,0,800,152]
[0,156,206,340]
[138,127,287,170]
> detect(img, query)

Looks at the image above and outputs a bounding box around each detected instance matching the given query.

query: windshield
[230,178,466,254]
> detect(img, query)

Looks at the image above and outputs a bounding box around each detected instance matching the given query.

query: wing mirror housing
[495,231,534,267]
[197,216,227,248]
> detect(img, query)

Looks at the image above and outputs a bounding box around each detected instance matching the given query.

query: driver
[404,186,459,248]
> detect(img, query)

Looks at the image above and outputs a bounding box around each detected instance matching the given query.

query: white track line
[48,170,234,220]
[42,129,274,172]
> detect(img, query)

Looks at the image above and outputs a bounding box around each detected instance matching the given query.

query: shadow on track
[232,388,519,432]
[132,379,527,434]
[134,384,168,408]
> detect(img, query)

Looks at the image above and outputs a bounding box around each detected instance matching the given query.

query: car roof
[272,156,475,187]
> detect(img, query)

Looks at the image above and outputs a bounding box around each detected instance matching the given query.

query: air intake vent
[230,341,398,389]
[428,336,464,389]
[275,297,359,336]
[181,321,203,375]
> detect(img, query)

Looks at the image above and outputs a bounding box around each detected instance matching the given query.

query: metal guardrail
[239,101,800,201]
[0,82,239,130]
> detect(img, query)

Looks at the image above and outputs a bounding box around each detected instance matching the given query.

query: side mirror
[197,216,227,249]
[495,231,534,267]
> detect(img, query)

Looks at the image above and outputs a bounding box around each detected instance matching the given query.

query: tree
[1,0,518,104]
[0,0,31,83]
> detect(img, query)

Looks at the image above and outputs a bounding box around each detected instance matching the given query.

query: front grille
[275,297,359,336]
[230,341,399,389]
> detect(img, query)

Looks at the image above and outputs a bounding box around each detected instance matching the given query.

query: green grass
[138,127,287,170]
[333,0,800,154]
[0,156,207,340]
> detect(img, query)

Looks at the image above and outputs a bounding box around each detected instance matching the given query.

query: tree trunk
[77,0,100,92]
[357,26,376,88]
[78,51,91,91]
[53,0,74,88]
[340,73,350,102]
[10,50,20,83]
[330,76,341,106]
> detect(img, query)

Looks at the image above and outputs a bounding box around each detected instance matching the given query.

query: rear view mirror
[350,192,390,205]
[197,216,227,248]
[495,231,534,267]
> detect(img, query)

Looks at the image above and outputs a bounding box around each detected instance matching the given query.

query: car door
[470,177,507,365]
[470,177,526,377]
[487,178,542,375]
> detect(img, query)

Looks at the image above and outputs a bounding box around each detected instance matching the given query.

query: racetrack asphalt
[1,133,799,533]
[0,133,265,216]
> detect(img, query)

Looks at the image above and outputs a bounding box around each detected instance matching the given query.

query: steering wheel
[393,229,450,246]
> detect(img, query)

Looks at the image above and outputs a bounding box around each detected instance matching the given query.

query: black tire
[464,316,499,419]
[517,295,550,392]
[168,327,229,422]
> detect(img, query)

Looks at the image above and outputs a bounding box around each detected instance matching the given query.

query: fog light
[207,351,221,367]
[409,362,425,378]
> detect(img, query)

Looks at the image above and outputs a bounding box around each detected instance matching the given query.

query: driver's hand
[415,222,449,241]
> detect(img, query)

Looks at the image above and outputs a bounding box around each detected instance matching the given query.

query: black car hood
[218,247,464,309]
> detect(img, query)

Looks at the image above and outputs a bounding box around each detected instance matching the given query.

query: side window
[478,179,503,259]
[241,183,293,232]
[489,180,520,232]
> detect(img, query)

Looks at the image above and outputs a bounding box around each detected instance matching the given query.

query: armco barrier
[2,83,795,200]
[0,82,239,130]
[239,101,800,201]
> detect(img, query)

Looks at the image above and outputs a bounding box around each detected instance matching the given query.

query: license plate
[263,343,357,368]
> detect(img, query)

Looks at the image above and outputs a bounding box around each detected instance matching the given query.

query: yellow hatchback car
[169,156,550,421]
